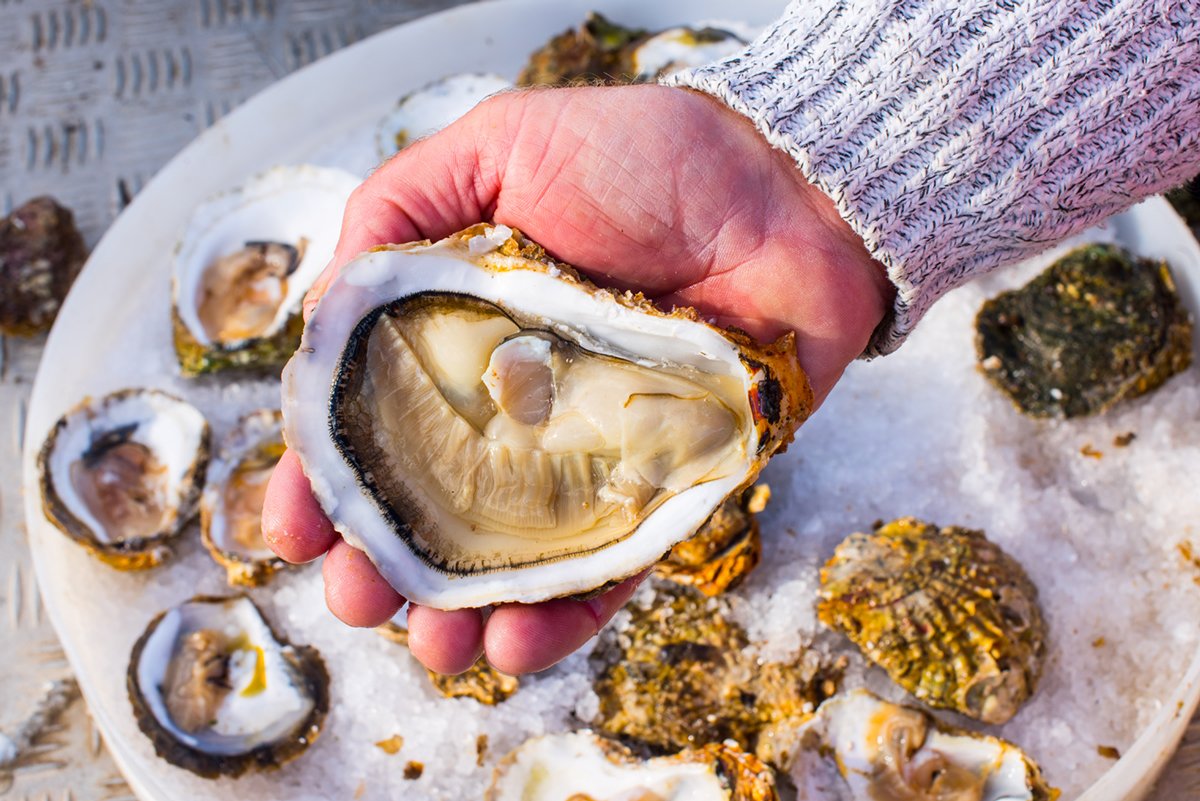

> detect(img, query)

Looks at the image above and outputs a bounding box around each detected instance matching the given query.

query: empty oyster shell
[487,731,778,801]
[975,243,1193,418]
[283,224,811,608]
[127,595,329,778]
[171,165,359,376]
[819,517,1046,725]
[0,196,88,336]
[200,409,289,587]
[783,690,1058,801]
[591,582,842,761]
[656,483,768,595]
[37,389,210,570]
[375,73,511,158]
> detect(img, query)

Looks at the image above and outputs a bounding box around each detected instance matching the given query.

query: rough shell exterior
[0,196,88,337]
[126,595,330,779]
[975,243,1193,418]
[657,484,768,596]
[591,582,842,761]
[516,12,645,86]
[818,517,1047,725]
[173,308,305,377]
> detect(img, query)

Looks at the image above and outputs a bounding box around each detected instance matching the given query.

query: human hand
[262,84,892,676]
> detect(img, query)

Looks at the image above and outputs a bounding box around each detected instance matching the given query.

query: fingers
[406,606,485,675]
[322,539,405,627]
[481,572,646,675]
[262,449,338,563]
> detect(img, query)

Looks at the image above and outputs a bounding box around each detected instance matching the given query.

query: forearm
[669,0,1200,354]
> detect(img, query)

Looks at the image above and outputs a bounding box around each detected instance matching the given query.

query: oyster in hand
[283,224,811,609]
[975,243,1193,418]
[487,731,778,801]
[127,595,329,778]
[657,484,768,595]
[819,517,1046,725]
[784,690,1058,801]
[0,196,88,336]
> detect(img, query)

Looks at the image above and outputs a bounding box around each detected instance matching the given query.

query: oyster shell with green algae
[975,243,1193,418]
[487,731,779,801]
[656,484,769,596]
[376,617,519,705]
[818,517,1047,725]
[0,196,88,336]
[517,12,646,86]
[590,582,844,764]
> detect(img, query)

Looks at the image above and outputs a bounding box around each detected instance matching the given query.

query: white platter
[19,0,1200,799]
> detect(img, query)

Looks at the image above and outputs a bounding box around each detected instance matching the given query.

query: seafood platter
[15,1,1200,799]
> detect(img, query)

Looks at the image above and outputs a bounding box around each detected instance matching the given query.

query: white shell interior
[172,165,360,348]
[283,229,762,608]
[135,596,314,756]
[489,732,729,801]
[632,26,746,79]
[46,391,208,544]
[373,73,512,159]
[201,409,282,561]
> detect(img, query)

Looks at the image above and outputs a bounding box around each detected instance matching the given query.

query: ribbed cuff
[668,0,1200,356]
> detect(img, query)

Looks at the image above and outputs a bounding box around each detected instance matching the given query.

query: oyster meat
[200,409,289,587]
[171,165,359,376]
[487,731,778,801]
[375,73,512,158]
[127,595,329,778]
[656,483,768,596]
[819,517,1046,725]
[283,224,811,608]
[783,690,1058,801]
[0,196,88,336]
[37,389,210,570]
[591,582,842,761]
[377,611,519,704]
[975,243,1193,418]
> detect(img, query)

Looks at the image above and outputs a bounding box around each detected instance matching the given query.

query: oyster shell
[376,611,519,704]
[283,224,811,608]
[171,165,359,376]
[517,12,645,86]
[200,409,289,587]
[975,243,1193,418]
[127,595,329,778]
[591,582,842,761]
[629,26,746,80]
[783,690,1059,801]
[375,73,511,158]
[37,389,210,570]
[656,483,768,596]
[818,517,1046,725]
[487,731,778,801]
[0,196,88,336]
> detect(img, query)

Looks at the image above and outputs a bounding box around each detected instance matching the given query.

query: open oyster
[37,389,210,570]
[0,196,88,336]
[517,12,645,86]
[127,595,329,778]
[975,243,1193,418]
[657,483,768,595]
[377,611,518,704]
[487,731,778,801]
[819,518,1046,725]
[171,165,359,376]
[629,25,746,81]
[592,583,842,760]
[375,73,511,158]
[200,409,289,586]
[783,690,1058,801]
[283,224,811,608]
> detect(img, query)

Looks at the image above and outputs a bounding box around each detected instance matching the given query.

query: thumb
[303,96,512,318]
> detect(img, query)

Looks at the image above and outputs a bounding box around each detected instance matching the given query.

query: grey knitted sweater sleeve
[667,0,1200,355]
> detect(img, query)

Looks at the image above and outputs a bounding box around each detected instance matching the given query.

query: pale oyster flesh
[127,595,328,778]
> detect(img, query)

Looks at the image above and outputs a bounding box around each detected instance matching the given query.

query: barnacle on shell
[818,517,1046,725]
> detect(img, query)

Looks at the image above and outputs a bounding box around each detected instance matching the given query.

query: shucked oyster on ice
[200,409,289,587]
[818,518,1046,725]
[283,224,811,608]
[783,690,1058,801]
[975,243,1193,418]
[171,165,359,376]
[127,595,329,778]
[487,731,778,801]
[37,389,210,570]
[375,73,512,158]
